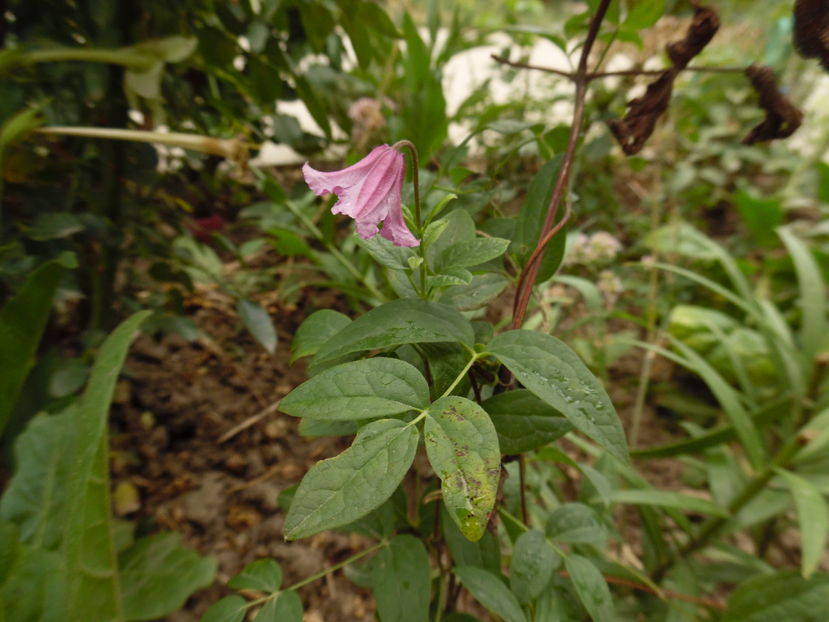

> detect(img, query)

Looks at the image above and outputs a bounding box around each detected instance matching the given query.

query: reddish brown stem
[511,0,611,328]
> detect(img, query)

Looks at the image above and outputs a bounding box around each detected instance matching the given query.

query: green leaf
[509,529,558,604]
[735,190,783,246]
[564,555,614,622]
[723,571,829,621]
[237,299,277,354]
[228,559,282,593]
[424,396,500,542]
[513,155,567,283]
[611,489,729,518]
[435,237,510,271]
[439,273,509,311]
[200,595,247,622]
[281,358,429,421]
[0,256,72,435]
[62,311,152,620]
[0,543,65,621]
[27,213,86,240]
[428,267,473,288]
[135,36,198,63]
[442,507,502,575]
[120,532,216,620]
[354,234,416,270]
[623,0,665,29]
[363,535,430,622]
[400,12,447,160]
[0,409,74,549]
[0,104,44,156]
[666,337,765,469]
[291,310,351,363]
[311,299,474,369]
[454,566,527,622]
[482,390,572,454]
[774,468,829,578]
[488,330,628,463]
[284,419,419,539]
[254,590,303,621]
[357,1,402,38]
[778,227,828,359]
[545,503,607,545]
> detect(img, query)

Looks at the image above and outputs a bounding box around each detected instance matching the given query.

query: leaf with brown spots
[424,396,500,542]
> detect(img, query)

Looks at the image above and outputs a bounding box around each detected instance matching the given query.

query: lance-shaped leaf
[565,555,615,622]
[284,419,419,539]
[63,311,152,620]
[454,566,526,622]
[775,468,829,578]
[488,330,628,463]
[311,299,474,370]
[280,358,429,421]
[424,396,500,541]
[0,254,73,435]
[724,571,829,621]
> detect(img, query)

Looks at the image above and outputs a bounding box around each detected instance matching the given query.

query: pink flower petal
[301,144,419,248]
[302,145,389,197]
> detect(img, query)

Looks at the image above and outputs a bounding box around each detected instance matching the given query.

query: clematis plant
[302,142,421,247]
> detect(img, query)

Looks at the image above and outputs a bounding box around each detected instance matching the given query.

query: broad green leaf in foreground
[509,529,559,604]
[0,255,73,435]
[0,409,74,549]
[280,358,429,421]
[488,330,628,463]
[424,396,500,541]
[63,310,152,621]
[775,468,829,578]
[565,555,615,622]
[723,571,829,621]
[284,419,419,539]
[454,566,527,622]
[311,299,474,369]
[362,535,430,622]
[120,532,216,620]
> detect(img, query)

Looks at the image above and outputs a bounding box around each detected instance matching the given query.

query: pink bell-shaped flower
[302,144,420,247]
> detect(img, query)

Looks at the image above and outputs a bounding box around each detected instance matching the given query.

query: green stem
[440,350,480,399]
[392,140,428,297]
[289,540,387,591]
[270,181,385,302]
[21,47,156,71]
[244,540,388,610]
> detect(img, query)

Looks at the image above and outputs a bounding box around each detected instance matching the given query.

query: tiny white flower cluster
[566,231,623,265]
[348,97,386,140]
[597,269,624,309]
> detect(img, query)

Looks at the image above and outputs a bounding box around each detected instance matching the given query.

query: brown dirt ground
[110,284,377,621]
